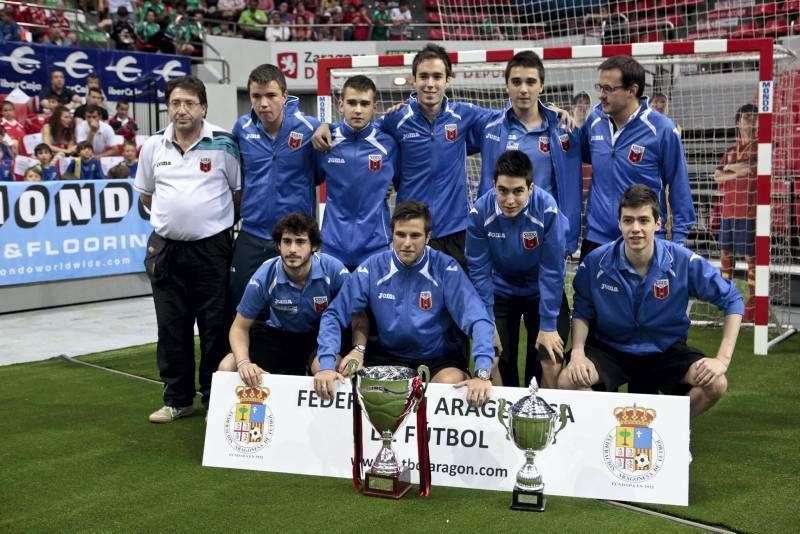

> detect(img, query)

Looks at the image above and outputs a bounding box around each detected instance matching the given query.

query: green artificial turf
[1,328,797,532]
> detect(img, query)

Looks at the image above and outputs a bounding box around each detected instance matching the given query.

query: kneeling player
[559,185,743,417]
[315,201,495,406]
[466,150,569,388]
[219,213,366,387]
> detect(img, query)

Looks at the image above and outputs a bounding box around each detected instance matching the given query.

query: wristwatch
[476,368,491,381]
[352,344,366,354]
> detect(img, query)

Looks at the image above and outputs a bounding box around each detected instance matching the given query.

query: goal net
[317,40,798,355]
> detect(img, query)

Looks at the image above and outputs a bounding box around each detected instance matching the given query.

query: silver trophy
[354,365,429,499]
[498,378,570,511]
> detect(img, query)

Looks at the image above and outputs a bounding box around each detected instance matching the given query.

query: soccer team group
[134,44,744,425]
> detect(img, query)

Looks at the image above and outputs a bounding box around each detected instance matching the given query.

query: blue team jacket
[233,97,321,240]
[475,103,583,253]
[316,121,397,268]
[316,247,495,373]
[581,98,695,244]
[237,252,349,333]
[573,237,744,355]
[379,94,492,238]
[466,187,566,330]
[67,157,105,180]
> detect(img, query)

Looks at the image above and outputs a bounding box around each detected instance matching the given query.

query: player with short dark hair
[467,150,568,388]
[560,185,743,418]
[316,200,496,406]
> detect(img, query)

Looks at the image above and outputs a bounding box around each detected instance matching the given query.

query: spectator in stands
[650,92,669,115]
[186,0,208,14]
[0,130,11,181]
[571,91,591,128]
[265,10,290,40]
[370,0,391,40]
[167,12,202,55]
[122,139,138,177]
[239,0,268,39]
[43,22,74,46]
[389,0,412,40]
[559,185,741,419]
[26,96,56,134]
[0,124,15,167]
[714,103,758,322]
[42,105,77,157]
[75,104,119,157]
[107,162,131,179]
[33,143,61,181]
[294,2,314,24]
[138,0,168,24]
[40,70,81,110]
[65,141,105,180]
[217,0,246,21]
[138,9,175,53]
[292,14,315,40]
[24,166,44,182]
[350,4,370,41]
[327,5,344,40]
[0,7,21,43]
[111,6,136,50]
[109,101,138,143]
[316,13,336,41]
[257,0,274,11]
[276,2,291,23]
[75,88,111,121]
[1,101,25,153]
[211,21,236,36]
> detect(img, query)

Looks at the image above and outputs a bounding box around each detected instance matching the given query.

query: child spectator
[106,162,131,179]
[109,101,138,143]
[65,142,105,180]
[42,105,77,157]
[1,101,25,152]
[26,96,57,135]
[33,143,61,181]
[122,140,138,177]
[24,166,44,182]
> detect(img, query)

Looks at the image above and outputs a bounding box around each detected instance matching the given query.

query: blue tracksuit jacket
[316,247,494,373]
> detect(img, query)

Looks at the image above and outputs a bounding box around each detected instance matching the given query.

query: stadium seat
[730,20,759,38]
[428,28,444,40]
[764,17,789,36]
[753,2,779,18]
[780,0,800,13]
[426,11,441,23]
[423,0,439,10]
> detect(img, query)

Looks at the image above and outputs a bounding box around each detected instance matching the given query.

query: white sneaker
[148,405,195,423]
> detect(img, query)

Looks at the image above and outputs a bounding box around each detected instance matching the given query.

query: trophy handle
[497,398,511,439]
[552,403,570,445]
[417,365,430,399]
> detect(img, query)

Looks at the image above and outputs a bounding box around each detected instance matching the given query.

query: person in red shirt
[714,103,757,321]
[1,101,25,152]
[25,96,57,135]
[108,101,138,143]
[350,4,370,40]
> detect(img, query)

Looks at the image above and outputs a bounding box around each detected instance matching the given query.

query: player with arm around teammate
[466,150,569,389]
[315,201,496,406]
[559,185,743,417]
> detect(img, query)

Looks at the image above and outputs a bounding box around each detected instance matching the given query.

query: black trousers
[494,292,571,387]
[150,230,233,407]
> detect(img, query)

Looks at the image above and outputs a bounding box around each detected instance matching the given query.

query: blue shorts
[719,218,755,256]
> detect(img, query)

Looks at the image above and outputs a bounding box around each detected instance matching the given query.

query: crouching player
[219,213,367,387]
[466,150,569,389]
[315,201,496,406]
[559,185,743,417]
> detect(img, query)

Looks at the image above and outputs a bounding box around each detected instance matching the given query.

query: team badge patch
[628,144,646,163]
[368,154,382,172]
[288,131,303,149]
[653,278,669,299]
[559,133,570,151]
[419,291,432,311]
[538,136,550,154]
[313,295,328,312]
[199,157,212,172]
[445,123,458,141]
[522,231,539,250]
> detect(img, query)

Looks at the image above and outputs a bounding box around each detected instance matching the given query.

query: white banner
[203,372,689,506]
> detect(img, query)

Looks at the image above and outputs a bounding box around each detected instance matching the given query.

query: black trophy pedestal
[511,488,546,512]
[363,468,412,499]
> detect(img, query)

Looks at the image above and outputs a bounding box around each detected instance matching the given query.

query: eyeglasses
[594,83,627,94]
[168,100,202,111]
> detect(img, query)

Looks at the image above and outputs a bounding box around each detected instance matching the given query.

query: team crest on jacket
[313,295,328,312]
[419,291,432,311]
[288,131,303,149]
[538,136,550,154]
[445,123,458,141]
[522,231,539,250]
[559,133,570,151]
[199,157,212,172]
[368,154,382,172]
[653,279,669,299]
[628,144,645,163]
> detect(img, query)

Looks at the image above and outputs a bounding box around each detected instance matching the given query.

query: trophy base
[510,489,546,512]
[363,468,412,499]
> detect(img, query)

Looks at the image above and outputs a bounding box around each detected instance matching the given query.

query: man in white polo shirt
[75,104,119,157]
[135,76,242,424]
